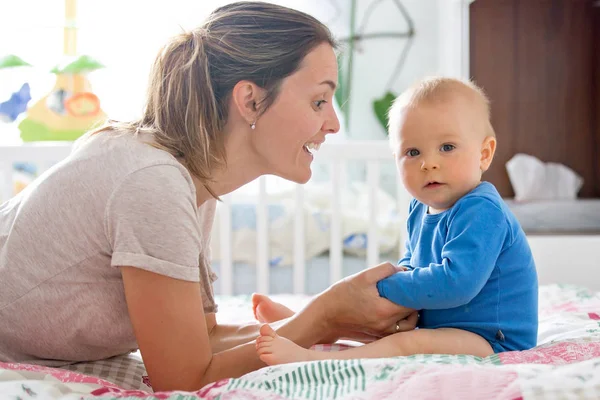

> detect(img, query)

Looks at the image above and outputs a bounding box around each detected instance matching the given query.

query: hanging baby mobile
[18,55,107,142]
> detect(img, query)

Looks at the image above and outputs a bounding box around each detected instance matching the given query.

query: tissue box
[506,153,583,202]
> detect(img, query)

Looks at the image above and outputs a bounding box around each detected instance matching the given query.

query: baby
[254,77,539,364]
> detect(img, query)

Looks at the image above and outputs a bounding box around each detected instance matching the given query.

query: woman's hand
[318,262,415,337]
[331,310,418,344]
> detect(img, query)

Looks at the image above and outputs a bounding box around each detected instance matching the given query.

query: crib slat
[256,176,269,294]
[293,184,306,294]
[339,160,348,194]
[330,160,343,285]
[396,175,410,259]
[367,161,380,267]
[219,194,233,296]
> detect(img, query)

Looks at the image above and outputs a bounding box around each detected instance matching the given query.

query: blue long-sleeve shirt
[377,182,538,352]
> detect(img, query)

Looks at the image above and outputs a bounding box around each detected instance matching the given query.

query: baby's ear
[480,136,497,172]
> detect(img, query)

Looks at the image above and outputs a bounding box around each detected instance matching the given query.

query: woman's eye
[441,144,455,152]
[314,100,327,109]
[406,149,420,157]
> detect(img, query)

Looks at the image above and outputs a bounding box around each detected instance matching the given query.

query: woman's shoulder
[73,129,194,189]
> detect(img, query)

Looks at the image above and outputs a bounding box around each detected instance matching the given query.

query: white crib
[1,141,598,292]
[211,141,410,295]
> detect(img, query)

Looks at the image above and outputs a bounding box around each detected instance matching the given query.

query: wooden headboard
[470,0,600,198]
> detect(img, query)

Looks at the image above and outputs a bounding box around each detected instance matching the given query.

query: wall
[329,0,442,140]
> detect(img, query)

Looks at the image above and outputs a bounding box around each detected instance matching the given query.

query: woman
[0,2,414,392]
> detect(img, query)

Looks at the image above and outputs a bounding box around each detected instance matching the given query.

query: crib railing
[0,140,410,295]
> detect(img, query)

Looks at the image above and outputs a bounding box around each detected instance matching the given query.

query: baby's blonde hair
[387,77,495,148]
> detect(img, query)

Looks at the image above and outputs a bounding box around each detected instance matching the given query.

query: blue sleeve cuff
[376,280,387,299]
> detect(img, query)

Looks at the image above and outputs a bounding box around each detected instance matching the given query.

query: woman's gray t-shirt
[0,131,218,366]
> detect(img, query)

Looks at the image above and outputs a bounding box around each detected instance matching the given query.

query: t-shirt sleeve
[105,165,202,282]
[377,197,509,309]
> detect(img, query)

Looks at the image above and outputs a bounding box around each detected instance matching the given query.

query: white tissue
[505,153,583,201]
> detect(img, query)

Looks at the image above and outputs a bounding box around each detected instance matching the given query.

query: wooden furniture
[470,0,600,198]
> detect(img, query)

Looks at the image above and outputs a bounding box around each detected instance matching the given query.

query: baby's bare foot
[255,324,314,365]
[251,293,295,323]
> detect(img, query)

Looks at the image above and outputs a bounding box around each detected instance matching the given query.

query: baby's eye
[406,149,420,157]
[313,100,327,109]
[441,144,455,152]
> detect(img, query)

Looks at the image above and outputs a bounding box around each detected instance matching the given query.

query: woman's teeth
[304,142,321,155]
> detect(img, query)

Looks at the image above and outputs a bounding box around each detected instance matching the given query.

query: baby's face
[391,97,489,213]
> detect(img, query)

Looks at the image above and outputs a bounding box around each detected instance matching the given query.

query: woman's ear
[231,80,265,126]
[480,136,497,172]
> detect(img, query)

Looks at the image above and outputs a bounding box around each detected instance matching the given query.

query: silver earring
[250,122,256,130]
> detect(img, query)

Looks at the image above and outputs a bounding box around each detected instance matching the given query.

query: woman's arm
[122,266,328,392]
[205,313,293,353]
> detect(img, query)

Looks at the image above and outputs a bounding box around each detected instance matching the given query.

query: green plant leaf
[373,91,396,136]
[335,53,346,117]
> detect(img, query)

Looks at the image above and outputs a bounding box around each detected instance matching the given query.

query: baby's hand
[397,265,410,272]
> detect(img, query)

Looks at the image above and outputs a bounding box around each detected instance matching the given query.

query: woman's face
[251,43,340,183]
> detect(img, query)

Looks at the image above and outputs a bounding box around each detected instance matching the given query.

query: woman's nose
[323,107,340,134]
